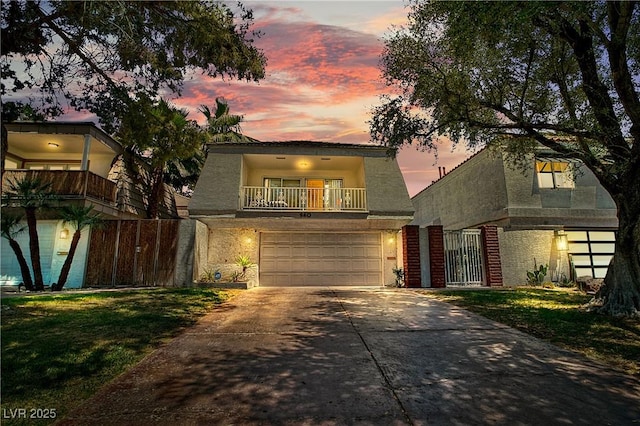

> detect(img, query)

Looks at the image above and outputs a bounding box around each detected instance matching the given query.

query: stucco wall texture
[498,229,555,285]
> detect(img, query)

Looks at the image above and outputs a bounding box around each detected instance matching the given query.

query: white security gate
[444,229,484,286]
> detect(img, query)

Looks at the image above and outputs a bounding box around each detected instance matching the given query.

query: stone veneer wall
[203,227,260,286]
[498,228,555,285]
[383,231,400,286]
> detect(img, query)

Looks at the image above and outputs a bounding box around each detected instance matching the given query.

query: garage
[259,232,383,286]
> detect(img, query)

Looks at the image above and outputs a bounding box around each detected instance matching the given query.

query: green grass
[422,287,640,376]
[0,288,237,425]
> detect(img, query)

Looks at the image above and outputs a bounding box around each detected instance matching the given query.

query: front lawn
[0,288,237,425]
[422,287,640,376]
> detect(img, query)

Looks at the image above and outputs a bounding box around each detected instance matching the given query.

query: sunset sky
[173,0,475,196]
[9,1,475,196]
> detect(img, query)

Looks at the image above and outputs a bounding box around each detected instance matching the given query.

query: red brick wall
[402,225,422,288]
[481,225,503,287]
[427,226,446,288]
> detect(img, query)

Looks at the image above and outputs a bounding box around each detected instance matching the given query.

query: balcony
[240,186,367,212]
[2,170,117,203]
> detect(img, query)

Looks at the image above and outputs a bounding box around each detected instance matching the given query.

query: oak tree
[371,1,640,316]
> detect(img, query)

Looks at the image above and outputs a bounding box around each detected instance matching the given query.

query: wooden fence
[85,219,180,287]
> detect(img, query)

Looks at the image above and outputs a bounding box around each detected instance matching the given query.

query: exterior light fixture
[48,142,59,148]
[59,228,70,239]
[555,231,568,251]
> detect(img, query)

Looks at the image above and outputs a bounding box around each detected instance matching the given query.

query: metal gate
[444,229,484,286]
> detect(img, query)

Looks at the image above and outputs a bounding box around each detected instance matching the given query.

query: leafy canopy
[371,1,639,194]
[1,0,266,130]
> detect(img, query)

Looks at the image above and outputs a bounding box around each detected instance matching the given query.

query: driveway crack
[332,289,414,426]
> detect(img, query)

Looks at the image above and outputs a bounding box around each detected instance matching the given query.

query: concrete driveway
[60,287,640,425]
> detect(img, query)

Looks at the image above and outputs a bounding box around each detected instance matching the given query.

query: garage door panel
[260,232,382,286]
[365,247,380,257]
[322,246,337,257]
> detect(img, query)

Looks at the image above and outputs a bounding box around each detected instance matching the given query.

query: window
[24,162,82,171]
[536,160,574,189]
[566,230,615,279]
[263,178,302,207]
[260,177,344,209]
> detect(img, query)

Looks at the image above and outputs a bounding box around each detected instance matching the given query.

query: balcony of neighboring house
[2,169,117,203]
[2,122,123,213]
[239,153,368,213]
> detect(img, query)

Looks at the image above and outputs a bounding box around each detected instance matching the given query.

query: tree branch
[555,16,630,162]
[34,5,118,92]
[606,2,640,140]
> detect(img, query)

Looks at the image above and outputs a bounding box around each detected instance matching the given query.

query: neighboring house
[1,121,179,289]
[411,147,618,286]
[188,141,414,287]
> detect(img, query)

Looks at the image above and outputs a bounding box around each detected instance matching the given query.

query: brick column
[427,226,446,288]
[402,225,422,288]
[481,225,503,287]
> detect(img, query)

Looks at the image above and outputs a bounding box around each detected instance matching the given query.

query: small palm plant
[52,205,103,291]
[235,254,255,281]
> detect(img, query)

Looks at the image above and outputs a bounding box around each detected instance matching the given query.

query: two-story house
[188,141,415,287]
[411,147,618,285]
[1,121,178,289]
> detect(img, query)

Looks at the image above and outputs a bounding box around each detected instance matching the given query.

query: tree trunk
[145,167,165,219]
[590,188,640,317]
[53,230,82,291]
[7,238,34,291]
[25,207,45,291]
[1,123,7,179]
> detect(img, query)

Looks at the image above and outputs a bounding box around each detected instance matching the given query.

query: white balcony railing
[240,186,367,211]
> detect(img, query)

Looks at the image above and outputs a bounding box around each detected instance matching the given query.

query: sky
[172,1,475,196]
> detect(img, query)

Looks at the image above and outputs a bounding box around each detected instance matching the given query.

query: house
[1,121,179,289]
[411,147,618,286]
[187,141,415,287]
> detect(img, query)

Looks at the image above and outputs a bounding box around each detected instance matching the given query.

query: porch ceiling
[243,154,362,171]
[8,132,117,159]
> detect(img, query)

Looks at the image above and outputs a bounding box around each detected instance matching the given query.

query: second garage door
[260,232,382,286]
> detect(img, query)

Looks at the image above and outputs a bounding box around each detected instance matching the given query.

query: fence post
[481,225,503,287]
[402,225,422,288]
[427,226,446,288]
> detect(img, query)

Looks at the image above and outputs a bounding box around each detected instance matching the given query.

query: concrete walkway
[59,287,640,425]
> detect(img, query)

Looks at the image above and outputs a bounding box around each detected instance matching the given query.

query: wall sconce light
[555,231,568,251]
[48,142,59,148]
[59,228,70,239]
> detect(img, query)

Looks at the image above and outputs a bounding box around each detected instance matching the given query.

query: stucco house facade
[187,141,414,287]
[411,147,618,285]
[1,122,179,289]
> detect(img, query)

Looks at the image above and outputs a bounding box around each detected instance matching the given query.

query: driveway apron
[59,287,640,425]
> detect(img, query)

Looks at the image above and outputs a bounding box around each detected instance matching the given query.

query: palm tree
[163,98,257,196]
[200,97,258,144]
[117,96,206,218]
[0,214,34,291]
[52,205,103,291]
[4,177,55,291]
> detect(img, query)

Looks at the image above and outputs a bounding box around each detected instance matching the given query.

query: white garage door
[260,232,382,286]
